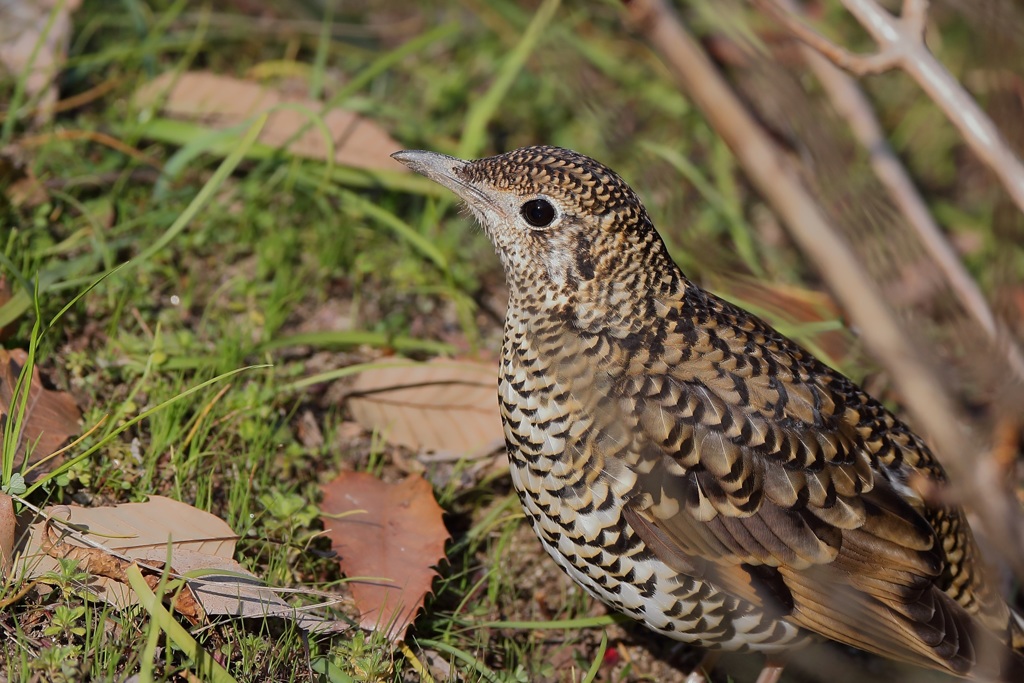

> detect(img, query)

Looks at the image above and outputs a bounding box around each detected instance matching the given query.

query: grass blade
[126,563,239,683]
[136,113,268,265]
[456,0,561,159]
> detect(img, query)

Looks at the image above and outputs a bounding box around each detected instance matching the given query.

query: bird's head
[392,146,675,302]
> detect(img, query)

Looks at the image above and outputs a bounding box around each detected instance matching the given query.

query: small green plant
[43,604,87,639]
[41,557,90,599]
[31,644,83,682]
[259,491,319,534]
[339,631,395,683]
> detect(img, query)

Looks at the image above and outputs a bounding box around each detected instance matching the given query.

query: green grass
[0,1,1017,682]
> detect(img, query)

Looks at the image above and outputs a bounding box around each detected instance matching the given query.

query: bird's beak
[391,150,467,191]
[391,150,497,212]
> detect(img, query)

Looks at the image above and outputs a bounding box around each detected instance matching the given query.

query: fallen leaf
[296,409,324,450]
[40,518,205,622]
[134,71,403,171]
[320,472,449,640]
[0,0,82,123]
[0,348,81,473]
[347,359,503,456]
[14,496,327,631]
[19,495,235,599]
[0,146,48,210]
[128,549,331,632]
[0,493,13,575]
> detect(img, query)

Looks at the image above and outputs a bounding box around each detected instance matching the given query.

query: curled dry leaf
[15,496,327,631]
[0,493,13,576]
[320,472,449,641]
[347,359,504,457]
[41,517,205,622]
[0,348,81,473]
[127,549,333,632]
[134,71,403,171]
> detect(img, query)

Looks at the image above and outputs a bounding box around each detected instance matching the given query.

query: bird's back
[501,269,1024,676]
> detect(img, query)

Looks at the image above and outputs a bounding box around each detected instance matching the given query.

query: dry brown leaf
[296,409,325,450]
[0,348,81,473]
[15,496,327,630]
[0,0,82,123]
[127,549,331,632]
[0,493,13,576]
[321,472,449,640]
[1,146,48,211]
[134,71,403,171]
[41,519,206,622]
[347,359,503,456]
[19,495,236,603]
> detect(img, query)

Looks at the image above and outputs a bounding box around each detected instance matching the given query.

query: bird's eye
[520,198,556,228]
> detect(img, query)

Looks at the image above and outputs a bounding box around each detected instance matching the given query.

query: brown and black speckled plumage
[392,146,1024,679]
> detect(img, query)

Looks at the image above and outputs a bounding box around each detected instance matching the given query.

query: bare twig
[760,0,1024,215]
[900,0,929,37]
[754,6,898,74]
[620,0,1024,575]
[775,0,1024,380]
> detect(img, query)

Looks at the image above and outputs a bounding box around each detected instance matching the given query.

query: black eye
[521,198,556,228]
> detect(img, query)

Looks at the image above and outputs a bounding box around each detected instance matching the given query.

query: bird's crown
[459,145,644,218]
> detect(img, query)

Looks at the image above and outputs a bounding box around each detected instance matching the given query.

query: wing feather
[620,291,1012,674]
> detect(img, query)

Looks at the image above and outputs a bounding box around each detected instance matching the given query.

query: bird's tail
[1001,609,1024,680]
[1011,608,1024,654]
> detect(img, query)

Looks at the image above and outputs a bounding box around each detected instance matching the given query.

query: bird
[391,145,1024,682]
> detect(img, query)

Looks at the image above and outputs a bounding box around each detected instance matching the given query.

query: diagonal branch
[761,0,1024,215]
[620,0,1024,576]
[774,0,1024,384]
[755,2,900,74]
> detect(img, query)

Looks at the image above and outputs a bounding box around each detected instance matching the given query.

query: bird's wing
[620,290,1006,675]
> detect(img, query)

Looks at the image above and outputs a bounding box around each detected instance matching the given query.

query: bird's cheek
[532,232,577,287]
[539,251,573,289]
[469,204,517,250]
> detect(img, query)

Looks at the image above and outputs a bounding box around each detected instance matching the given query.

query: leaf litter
[0,348,81,474]
[10,495,335,632]
[134,70,404,171]
[320,471,449,641]
[346,358,504,457]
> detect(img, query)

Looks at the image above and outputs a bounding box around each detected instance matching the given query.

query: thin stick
[776,0,1024,380]
[762,0,1024,215]
[620,0,1024,575]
